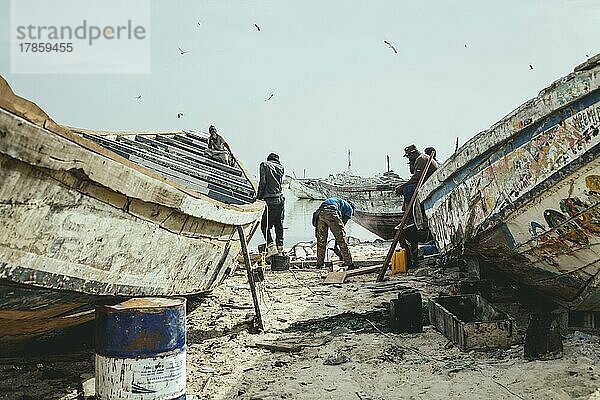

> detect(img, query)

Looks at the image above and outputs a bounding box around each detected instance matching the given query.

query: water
[249,188,380,250]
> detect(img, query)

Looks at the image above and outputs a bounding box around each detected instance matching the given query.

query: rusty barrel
[95,297,187,399]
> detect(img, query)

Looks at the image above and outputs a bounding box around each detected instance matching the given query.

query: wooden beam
[237,226,264,331]
[376,151,436,282]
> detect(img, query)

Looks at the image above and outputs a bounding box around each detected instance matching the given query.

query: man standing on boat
[258,153,285,256]
[312,197,356,270]
[395,144,438,210]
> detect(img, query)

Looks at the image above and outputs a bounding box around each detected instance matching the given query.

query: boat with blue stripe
[416,55,600,324]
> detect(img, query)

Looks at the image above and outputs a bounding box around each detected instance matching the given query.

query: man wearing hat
[258,153,285,255]
[395,144,438,210]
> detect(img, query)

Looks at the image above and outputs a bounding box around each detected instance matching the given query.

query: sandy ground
[1,260,599,400]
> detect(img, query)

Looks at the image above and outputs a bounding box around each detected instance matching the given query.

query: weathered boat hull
[353,210,402,240]
[0,283,96,350]
[0,76,264,346]
[418,56,600,311]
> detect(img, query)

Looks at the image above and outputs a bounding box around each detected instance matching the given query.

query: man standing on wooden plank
[257,153,285,256]
[312,197,356,270]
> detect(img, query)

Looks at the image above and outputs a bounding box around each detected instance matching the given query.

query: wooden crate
[428,294,514,351]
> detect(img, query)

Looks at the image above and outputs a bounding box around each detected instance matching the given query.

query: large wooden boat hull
[417,56,600,311]
[0,76,264,346]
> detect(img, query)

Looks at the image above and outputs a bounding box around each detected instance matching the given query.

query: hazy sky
[1,0,598,179]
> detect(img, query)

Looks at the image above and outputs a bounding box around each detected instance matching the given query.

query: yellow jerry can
[391,248,408,274]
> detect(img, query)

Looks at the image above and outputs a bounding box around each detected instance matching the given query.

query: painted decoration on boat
[425,91,600,255]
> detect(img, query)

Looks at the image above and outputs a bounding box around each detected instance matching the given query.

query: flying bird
[135,95,142,100]
[383,40,397,54]
[197,21,201,27]
[178,47,190,55]
[177,113,184,119]
[264,93,274,102]
[464,43,468,48]
[529,64,534,70]
[254,23,261,31]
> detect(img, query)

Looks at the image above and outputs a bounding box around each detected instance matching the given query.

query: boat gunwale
[418,56,600,204]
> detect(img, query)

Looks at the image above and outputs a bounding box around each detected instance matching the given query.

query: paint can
[95,297,187,400]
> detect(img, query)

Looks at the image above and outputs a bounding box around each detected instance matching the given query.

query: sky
[1,0,598,180]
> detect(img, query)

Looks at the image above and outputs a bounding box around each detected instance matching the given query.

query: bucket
[271,254,290,271]
[391,249,408,274]
[95,297,187,400]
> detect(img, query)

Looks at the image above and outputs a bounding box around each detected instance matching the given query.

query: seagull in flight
[254,23,261,32]
[135,95,142,100]
[264,93,274,102]
[178,47,190,55]
[177,113,184,119]
[529,64,534,70]
[383,40,397,54]
[197,21,201,27]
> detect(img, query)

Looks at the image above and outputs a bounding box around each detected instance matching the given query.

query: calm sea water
[249,188,380,250]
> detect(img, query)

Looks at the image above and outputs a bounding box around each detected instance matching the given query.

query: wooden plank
[253,342,302,353]
[153,135,239,172]
[119,136,249,186]
[290,259,384,268]
[136,135,242,176]
[346,265,382,277]
[323,271,347,284]
[237,226,264,331]
[80,135,255,204]
[107,136,254,193]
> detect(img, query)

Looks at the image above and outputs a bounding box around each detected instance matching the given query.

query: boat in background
[287,176,326,200]
[0,75,264,347]
[318,171,406,239]
[416,55,600,323]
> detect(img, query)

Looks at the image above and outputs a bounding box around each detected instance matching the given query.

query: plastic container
[391,248,408,274]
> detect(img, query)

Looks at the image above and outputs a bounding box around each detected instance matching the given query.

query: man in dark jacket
[258,153,285,254]
[312,197,356,270]
[395,145,438,210]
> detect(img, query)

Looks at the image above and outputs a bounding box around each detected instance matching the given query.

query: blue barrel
[95,297,187,400]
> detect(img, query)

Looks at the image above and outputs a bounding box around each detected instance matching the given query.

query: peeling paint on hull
[418,55,600,310]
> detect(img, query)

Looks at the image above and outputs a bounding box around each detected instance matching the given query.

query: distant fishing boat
[287,176,326,200]
[0,76,264,347]
[416,55,600,324]
[318,171,406,239]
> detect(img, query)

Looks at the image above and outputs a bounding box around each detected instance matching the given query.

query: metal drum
[95,297,187,400]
